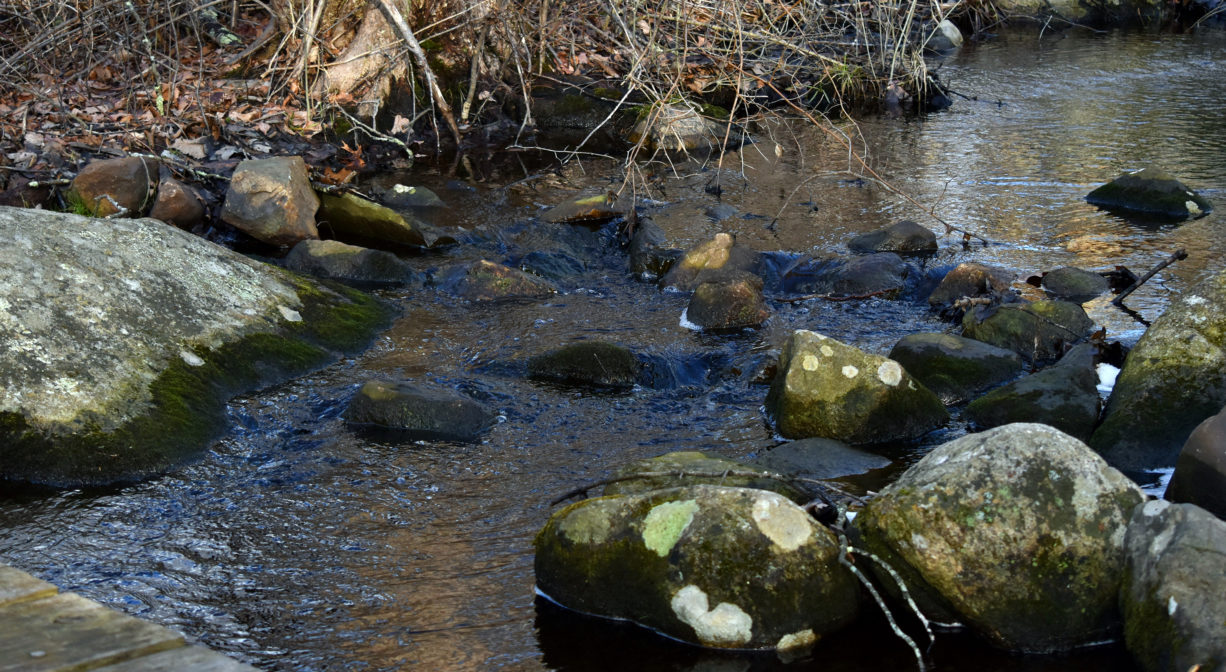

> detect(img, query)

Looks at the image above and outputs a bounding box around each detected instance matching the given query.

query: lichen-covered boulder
[148,178,205,230]
[852,423,1145,652]
[1120,500,1226,672]
[68,156,159,218]
[848,221,937,255]
[534,485,860,650]
[686,277,770,331]
[342,380,497,442]
[961,300,1095,364]
[441,259,557,302]
[765,330,948,444]
[0,206,391,487]
[283,239,415,286]
[927,262,1015,313]
[964,345,1101,442]
[527,341,640,390]
[1086,167,1212,220]
[317,191,455,249]
[1091,269,1226,470]
[1041,266,1109,302]
[221,156,319,246]
[888,332,1023,404]
[1164,405,1226,520]
[661,233,763,292]
[604,451,808,503]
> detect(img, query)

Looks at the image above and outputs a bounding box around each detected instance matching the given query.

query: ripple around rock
[342,380,497,442]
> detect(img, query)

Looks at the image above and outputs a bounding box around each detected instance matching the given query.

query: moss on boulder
[961,299,1095,364]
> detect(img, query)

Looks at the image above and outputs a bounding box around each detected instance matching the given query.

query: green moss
[63,189,92,216]
[699,103,730,119]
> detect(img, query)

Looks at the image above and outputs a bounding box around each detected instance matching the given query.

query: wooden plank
[91,646,259,672]
[0,565,58,607]
[0,592,184,672]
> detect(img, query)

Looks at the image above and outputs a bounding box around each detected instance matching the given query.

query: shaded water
[3,27,1226,672]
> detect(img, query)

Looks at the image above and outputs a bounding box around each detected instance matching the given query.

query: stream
[3,26,1226,672]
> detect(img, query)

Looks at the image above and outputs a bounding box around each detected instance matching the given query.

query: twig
[1112,248,1188,306]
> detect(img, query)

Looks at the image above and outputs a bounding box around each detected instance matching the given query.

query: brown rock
[221,156,319,246]
[1166,405,1226,520]
[148,178,205,230]
[69,156,159,217]
[686,276,770,330]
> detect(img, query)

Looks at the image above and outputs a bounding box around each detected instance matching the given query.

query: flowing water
[3,27,1226,672]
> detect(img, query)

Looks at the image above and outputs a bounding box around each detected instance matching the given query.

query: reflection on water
[2,27,1224,672]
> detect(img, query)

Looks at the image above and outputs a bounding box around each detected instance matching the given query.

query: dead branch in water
[1112,248,1188,307]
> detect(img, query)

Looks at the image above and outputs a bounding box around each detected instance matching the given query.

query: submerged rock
[661,233,763,291]
[542,192,626,224]
[221,156,320,246]
[69,156,159,218]
[604,451,808,503]
[534,485,860,650]
[961,299,1095,364]
[627,103,730,152]
[765,330,948,444]
[1086,166,1212,220]
[628,218,679,279]
[749,438,892,481]
[282,239,415,286]
[1164,405,1226,520]
[847,221,938,255]
[1120,500,1226,672]
[686,277,770,331]
[342,380,497,442]
[1091,269,1226,471]
[528,341,640,390]
[964,344,1101,442]
[1041,266,1109,302]
[852,423,1144,652]
[788,253,912,298]
[888,332,1023,404]
[0,206,391,486]
[442,259,557,302]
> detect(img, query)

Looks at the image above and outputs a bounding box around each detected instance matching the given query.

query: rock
[442,259,557,301]
[1091,270,1226,471]
[964,344,1101,442]
[847,221,938,255]
[926,19,964,51]
[282,239,415,286]
[375,183,445,210]
[787,253,911,298]
[534,485,860,650]
[148,178,205,230]
[519,250,586,280]
[1041,266,1109,302]
[888,332,1023,404]
[1165,405,1226,520]
[317,191,449,248]
[1120,500,1226,672]
[542,192,626,224]
[1086,166,1212,220]
[626,103,728,152]
[749,438,892,481]
[221,156,320,247]
[628,218,679,279]
[661,233,763,291]
[686,277,770,331]
[527,342,640,390]
[765,330,948,444]
[342,380,497,442]
[852,423,1145,652]
[0,206,391,487]
[961,299,1095,364]
[604,451,809,503]
[69,156,159,217]
[927,262,1016,312]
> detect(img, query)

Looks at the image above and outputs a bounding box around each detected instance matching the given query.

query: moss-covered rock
[686,277,770,331]
[765,330,948,443]
[661,233,763,292]
[927,262,1016,314]
[542,192,627,224]
[317,191,455,249]
[0,206,392,487]
[847,221,938,255]
[626,103,735,152]
[852,423,1144,652]
[961,299,1095,364]
[964,344,1101,442]
[603,451,809,503]
[1041,266,1109,302]
[1091,269,1226,471]
[1086,167,1212,220]
[441,259,557,302]
[527,341,640,390]
[888,332,1023,404]
[342,380,497,442]
[283,239,416,286]
[534,485,860,650]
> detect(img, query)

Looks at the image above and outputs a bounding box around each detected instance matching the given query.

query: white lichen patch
[910,532,930,553]
[877,361,903,387]
[776,629,817,651]
[670,585,753,646]
[802,354,820,371]
[820,345,834,357]
[1167,595,1178,616]
[1186,201,1201,216]
[752,494,812,551]
[841,365,858,379]
[179,350,205,367]
[642,499,699,557]
[279,305,303,322]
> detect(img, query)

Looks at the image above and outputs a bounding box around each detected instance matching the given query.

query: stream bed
[3,26,1226,672]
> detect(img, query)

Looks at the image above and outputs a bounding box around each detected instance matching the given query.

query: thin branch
[1112,248,1188,307]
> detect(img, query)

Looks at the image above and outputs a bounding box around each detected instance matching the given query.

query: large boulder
[686,277,770,331]
[1120,500,1226,672]
[1086,167,1212,220]
[0,206,391,486]
[765,330,948,444]
[221,156,320,246]
[661,233,763,291]
[527,342,640,390]
[852,423,1145,652]
[68,156,159,218]
[603,451,809,503]
[961,299,1095,364]
[1165,405,1226,520]
[888,332,1023,404]
[847,221,938,255]
[282,239,415,286]
[342,380,497,442]
[1090,269,1226,471]
[534,485,860,650]
[963,345,1101,442]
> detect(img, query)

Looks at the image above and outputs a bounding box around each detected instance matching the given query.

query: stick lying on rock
[1112,248,1188,307]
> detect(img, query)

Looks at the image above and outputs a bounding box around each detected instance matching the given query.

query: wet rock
[534,485,860,650]
[787,253,911,298]
[375,183,445,210]
[69,156,159,217]
[1164,405,1226,520]
[927,262,1016,313]
[1120,500,1226,672]
[888,332,1023,404]
[627,103,728,152]
[661,233,763,291]
[442,259,557,301]
[1091,269,1226,471]
[528,341,640,390]
[282,239,415,286]
[221,156,319,247]
[343,380,496,441]
[316,191,446,249]
[1041,266,1109,302]
[961,299,1095,364]
[749,438,892,481]
[686,277,770,331]
[148,178,205,230]
[964,344,1101,442]
[705,203,740,222]
[519,250,586,280]
[542,192,626,224]
[628,218,679,278]
[604,451,809,503]
[1086,166,1212,220]
[847,221,938,255]
[0,206,390,487]
[852,423,1145,652]
[765,330,948,444]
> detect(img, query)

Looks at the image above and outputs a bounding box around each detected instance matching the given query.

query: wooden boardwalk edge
[0,563,259,672]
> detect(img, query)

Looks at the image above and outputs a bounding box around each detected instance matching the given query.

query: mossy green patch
[642,499,698,557]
